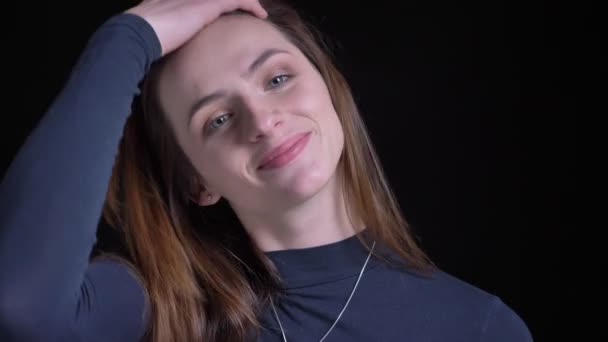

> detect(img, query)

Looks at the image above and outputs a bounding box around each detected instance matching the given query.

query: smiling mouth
[257,132,312,171]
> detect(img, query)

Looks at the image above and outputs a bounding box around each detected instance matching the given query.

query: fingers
[222,0,267,19]
[246,0,268,19]
[124,0,268,57]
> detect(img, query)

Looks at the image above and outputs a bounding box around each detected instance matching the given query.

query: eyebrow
[187,48,290,125]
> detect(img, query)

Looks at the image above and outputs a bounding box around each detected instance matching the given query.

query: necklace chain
[269,240,376,342]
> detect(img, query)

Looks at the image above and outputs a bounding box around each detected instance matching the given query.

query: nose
[241,96,283,142]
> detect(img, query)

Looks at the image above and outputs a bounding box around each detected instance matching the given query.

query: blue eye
[268,74,290,89]
[208,113,232,131]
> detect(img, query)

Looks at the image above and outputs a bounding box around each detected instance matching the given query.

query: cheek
[289,77,344,156]
[285,76,335,119]
[195,146,252,187]
[200,149,235,175]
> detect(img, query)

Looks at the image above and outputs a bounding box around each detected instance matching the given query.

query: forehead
[162,14,297,92]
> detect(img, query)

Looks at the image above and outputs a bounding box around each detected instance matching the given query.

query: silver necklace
[269,240,376,342]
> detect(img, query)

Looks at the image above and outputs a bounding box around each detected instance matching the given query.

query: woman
[0,0,533,341]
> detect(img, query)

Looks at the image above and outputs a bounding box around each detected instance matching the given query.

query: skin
[158,14,364,252]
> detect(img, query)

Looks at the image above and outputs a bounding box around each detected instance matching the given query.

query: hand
[125,0,268,57]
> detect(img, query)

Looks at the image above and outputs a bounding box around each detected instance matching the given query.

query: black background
[3,1,579,340]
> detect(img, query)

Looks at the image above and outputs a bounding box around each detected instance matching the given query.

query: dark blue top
[0,13,533,342]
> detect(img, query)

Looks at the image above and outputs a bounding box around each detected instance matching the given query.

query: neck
[233,173,365,252]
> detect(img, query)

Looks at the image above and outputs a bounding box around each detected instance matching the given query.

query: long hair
[96,0,433,340]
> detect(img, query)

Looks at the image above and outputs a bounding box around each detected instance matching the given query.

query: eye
[267,74,291,89]
[207,112,233,132]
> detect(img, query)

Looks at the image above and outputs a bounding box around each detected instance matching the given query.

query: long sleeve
[0,13,161,341]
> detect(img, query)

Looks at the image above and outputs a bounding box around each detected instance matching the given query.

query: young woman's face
[158,14,344,212]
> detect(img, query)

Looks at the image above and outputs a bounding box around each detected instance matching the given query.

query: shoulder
[370,263,533,341]
[480,294,533,342]
[414,269,534,341]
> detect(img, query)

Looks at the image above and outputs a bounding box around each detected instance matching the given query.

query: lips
[257,132,311,170]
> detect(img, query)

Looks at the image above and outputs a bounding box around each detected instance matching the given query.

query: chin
[271,160,339,205]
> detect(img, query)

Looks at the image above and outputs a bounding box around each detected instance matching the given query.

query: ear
[192,189,220,206]
[190,176,220,206]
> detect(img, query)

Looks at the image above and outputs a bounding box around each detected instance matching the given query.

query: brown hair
[97,0,433,341]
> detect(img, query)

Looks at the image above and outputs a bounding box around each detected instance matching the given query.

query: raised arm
[0,13,161,341]
[0,1,267,340]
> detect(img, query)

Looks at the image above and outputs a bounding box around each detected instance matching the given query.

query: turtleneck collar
[264,228,382,289]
